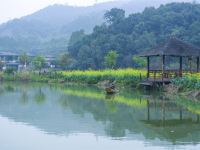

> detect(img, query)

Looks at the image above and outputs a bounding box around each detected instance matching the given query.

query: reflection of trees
[59,95,69,108]
[34,88,46,104]
[105,101,118,113]
[59,94,146,137]
[1,83,200,146]
[59,88,200,144]
[5,84,15,92]
[20,90,29,105]
[0,87,4,96]
[175,96,200,115]
[62,86,147,108]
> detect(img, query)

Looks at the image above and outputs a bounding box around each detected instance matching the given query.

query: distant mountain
[0,1,124,54]
[0,0,198,55]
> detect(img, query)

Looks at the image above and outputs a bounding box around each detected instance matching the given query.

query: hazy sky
[0,0,196,24]
[0,0,115,24]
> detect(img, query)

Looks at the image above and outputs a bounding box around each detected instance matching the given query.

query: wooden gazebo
[140,37,200,84]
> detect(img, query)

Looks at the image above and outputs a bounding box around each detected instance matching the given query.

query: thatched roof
[140,37,200,57]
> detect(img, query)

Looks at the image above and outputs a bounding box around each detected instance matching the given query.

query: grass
[0,71,57,83]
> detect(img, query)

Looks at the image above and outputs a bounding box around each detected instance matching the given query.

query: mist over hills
[0,0,197,54]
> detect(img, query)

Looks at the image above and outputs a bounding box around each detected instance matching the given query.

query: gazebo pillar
[179,56,183,77]
[197,56,199,72]
[147,100,150,121]
[189,57,192,73]
[162,55,165,80]
[147,56,150,79]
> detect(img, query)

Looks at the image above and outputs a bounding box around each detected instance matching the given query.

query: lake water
[0,83,200,150]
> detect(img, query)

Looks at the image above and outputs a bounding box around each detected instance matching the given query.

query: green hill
[68,2,200,69]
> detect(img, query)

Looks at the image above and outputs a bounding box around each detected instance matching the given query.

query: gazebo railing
[146,69,199,82]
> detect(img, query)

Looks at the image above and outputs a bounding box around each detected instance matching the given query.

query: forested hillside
[68,2,200,69]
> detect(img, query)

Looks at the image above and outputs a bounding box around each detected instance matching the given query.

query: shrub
[4,68,15,75]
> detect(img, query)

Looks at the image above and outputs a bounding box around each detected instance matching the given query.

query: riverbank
[0,69,147,88]
[166,75,200,99]
[0,70,200,96]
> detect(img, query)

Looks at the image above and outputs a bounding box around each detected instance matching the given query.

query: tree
[59,53,72,70]
[0,61,4,71]
[32,55,45,71]
[132,56,147,68]
[104,8,125,24]
[68,30,85,46]
[77,46,96,69]
[19,53,29,68]
[104,50,118,69]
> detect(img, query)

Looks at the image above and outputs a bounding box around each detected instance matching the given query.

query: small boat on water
[105,87,116,94]
[105,82,117,94]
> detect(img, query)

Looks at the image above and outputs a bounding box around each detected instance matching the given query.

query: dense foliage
[68,2,200,69]
[172,73,200,90]
[58,53,73,70]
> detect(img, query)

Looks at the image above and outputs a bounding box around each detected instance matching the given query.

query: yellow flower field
[60,68,147,78]
[58,68,147,85]
[184,72,200,80]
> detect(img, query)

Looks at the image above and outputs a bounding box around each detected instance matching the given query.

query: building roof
[43,55,56,61]
[140,37,200,57]
[0,52,19,56]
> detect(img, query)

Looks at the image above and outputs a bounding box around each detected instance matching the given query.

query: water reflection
[0,82,200,149]
[20,90,29,105]
[34,88,46,104]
